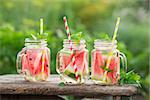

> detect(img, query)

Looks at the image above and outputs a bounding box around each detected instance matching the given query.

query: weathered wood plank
[113,96,121,100]
[0,74,138,97]
[0,94,63,100]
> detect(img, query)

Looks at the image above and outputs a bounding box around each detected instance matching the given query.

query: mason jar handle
[56,51,61,74]
[16,50,24,73]
[118,50,127,72]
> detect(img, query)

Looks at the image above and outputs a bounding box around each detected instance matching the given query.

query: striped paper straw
[63,16,71,41]
[102,17,121,82]
[72,55,80,82]
[63,16,73,50]
[63,16,80,82]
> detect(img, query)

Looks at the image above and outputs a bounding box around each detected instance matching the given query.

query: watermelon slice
[26,49,38,75]
[74,51,86,74]
[44,51,50,77]
[82,52,89,76]
[22,48,50,81]
[63,51,87,74]
[59,50,88,83]
[91,50,120,84]
[34,56,42,75]
[107,56,120,84]
[22,54,28,73]
[59,51,74,72]
[34,49,50,80]
[91,50,104,80]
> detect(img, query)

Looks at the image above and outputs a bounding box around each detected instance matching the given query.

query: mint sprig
[119,70,141,86]
[100,66,113,72]
[30,32,48,40]
[104,67,113,72]
[100,61,113,72]
[71,32,82,44]
[99,33,111,40]
[30,18,48,40]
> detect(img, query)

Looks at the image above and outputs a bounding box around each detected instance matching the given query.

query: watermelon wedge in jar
[91,39,121,84]
[56,39,89,84]
[16,38,50,82]
[106,56,120,84]
[91,50,104,81]
[75,50,89,76]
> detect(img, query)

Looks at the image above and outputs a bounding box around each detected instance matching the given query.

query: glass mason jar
[16,38,50,82]
[91,39,127,84]
[56,39,89,84]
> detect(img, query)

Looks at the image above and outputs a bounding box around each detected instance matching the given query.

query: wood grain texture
[0,74,138,97]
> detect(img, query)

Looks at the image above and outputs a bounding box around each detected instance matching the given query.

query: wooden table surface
[0,74,138,97]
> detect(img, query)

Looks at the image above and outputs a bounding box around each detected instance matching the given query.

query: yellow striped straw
[40,18,43,35]
[102,17,121,82]
[41,50,46,80]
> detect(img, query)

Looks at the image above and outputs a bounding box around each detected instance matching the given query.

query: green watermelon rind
[61,74,78,84]
[64,69,83,81]
[64,70,76,80]
[64,66,84,76]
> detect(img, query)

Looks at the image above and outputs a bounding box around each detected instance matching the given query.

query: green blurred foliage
[0,0,149,98]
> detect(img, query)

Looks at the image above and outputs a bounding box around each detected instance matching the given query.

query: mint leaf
[71,32,82,44]
[100,62,113,72]
[99,33,111,40]
[58,82,65,87]
[64,71,76,80]
[119,70,141,86]
[31,34,37,40]
[100,66,113,72]
[37,32,48,39]
[30,32,48,40]
[30,19,48,40]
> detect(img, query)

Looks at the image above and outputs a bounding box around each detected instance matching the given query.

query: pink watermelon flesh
[22,54,28,73]
[22,49,49,78]
[35,58,42,75]
[74,51,86,74]
[35,53,49,77]
[92,51,120,83]
[82,52,88,75]
[92,51,104,79]
[107,56,120,83]
[44,49,50,77]
[26,49,38,75]
[61,50,88,75]
[61,53,74,72]
[44,54,50,76]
